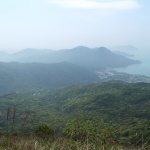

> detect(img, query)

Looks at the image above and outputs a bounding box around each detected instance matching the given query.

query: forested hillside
[0,61,99,93]
[1,81,150,145]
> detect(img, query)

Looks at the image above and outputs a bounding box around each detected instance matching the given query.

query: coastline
[112,51,150,77]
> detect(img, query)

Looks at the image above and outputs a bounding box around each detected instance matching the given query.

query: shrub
[34,124,54,138]
[63,116,116,146]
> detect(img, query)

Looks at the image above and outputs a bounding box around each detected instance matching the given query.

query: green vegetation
[0,61,98,93]
[0,81,150,149]
[34,124,54,138]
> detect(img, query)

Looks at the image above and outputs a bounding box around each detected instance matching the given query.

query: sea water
[114,50,150,77]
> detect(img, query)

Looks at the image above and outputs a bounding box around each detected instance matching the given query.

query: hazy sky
[0,0,149,52]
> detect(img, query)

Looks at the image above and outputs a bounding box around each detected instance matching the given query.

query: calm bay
[114,50,150,77]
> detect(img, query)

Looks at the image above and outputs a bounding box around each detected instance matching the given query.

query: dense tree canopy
[0,81,150,144]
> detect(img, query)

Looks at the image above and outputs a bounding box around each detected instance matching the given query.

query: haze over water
[114,49,150,77]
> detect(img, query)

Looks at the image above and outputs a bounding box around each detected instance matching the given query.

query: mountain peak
[72,46,90,50]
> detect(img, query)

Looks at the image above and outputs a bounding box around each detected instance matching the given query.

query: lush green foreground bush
[0,120,150,150]
[0,116,150,149]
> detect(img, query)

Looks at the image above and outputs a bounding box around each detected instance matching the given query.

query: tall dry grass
[0,134,149,150]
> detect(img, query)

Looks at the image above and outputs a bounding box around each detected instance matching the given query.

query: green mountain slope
[0,81,150,143]
[0,61,99,93]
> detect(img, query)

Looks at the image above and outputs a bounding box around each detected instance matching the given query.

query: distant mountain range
[112,51,134,57]
[0,46,140,71]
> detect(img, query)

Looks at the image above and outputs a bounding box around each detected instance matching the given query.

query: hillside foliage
[0,81,150,147]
